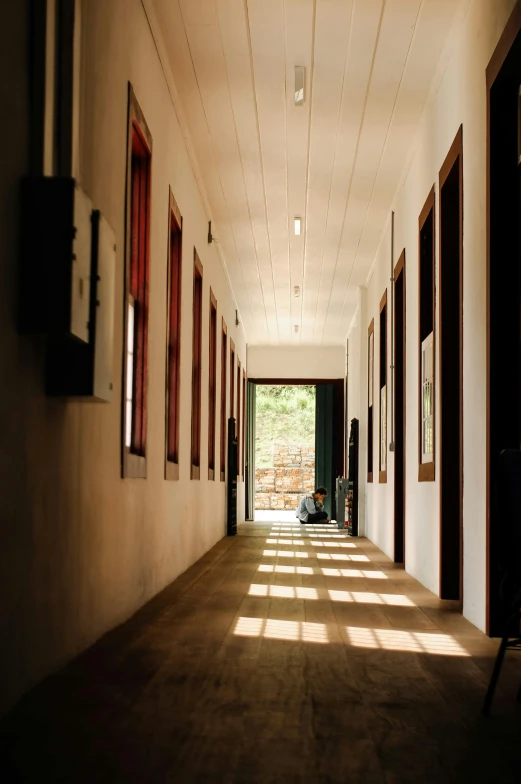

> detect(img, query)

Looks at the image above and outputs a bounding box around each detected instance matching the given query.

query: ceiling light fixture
[294,217,302,235]
[294,66,304,105]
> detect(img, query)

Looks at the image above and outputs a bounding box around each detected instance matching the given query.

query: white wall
[0,0,246,715]
[347,0,517,632]
[248,345,346,380]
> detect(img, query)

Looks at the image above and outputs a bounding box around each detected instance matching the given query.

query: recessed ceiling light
[294,66,304,105]
[294,217,302,235]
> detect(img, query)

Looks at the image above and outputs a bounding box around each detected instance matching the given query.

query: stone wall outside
[255,444,315,510]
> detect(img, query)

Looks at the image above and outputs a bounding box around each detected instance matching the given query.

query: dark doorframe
[439,126,464,602]
[486,1,521,635]
[394,250,406,564]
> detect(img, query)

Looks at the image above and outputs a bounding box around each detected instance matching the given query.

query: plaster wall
[248,345,345,380]
[348,0,517,631]
[0,0,246,714]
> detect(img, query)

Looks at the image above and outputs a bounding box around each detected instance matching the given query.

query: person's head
[313,486,328,502]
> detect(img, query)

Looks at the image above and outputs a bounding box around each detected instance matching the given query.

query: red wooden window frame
[220,320,227,481]
[230,340,235,420]
[165,189,182,480]
[418,186,436,483]
[191,251,203,479]
[122,86,152,479]
[242,370,246,482]
[236,360,241,477]
[208,289,217,480]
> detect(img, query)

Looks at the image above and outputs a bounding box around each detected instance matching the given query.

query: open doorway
[248,379,345,522]
[254,385,316,515]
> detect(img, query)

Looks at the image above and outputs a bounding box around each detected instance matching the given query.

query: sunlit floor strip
[345,626,469,656]
[234,617,329,644]
[329,590,414,606]
[258,564,314,574]
[320,566,388,579]
[263,550,310,558]
[249,583,319,599]
[319,555,369,564]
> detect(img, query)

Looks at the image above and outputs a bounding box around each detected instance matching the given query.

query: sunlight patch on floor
[319,566,388,578]
[235,617,329,644]
[329,590,414,606]
[249,583,319,600]
[345,626,469,656]
[258,564,314,574]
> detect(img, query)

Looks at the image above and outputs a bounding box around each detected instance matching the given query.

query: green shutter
[315,384,336,519]
[245,381,256,520]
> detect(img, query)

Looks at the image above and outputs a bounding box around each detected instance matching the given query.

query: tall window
[220,319,227,481]
[237,360,241,477]
[191,251,203,479]
[165,190,182,480]
[379,291,388,482]
[123,87,152,479]
[208,290,217,480]
[242,370,246,482]
[367,319,374,482]
[230,340,235,419]
[419,187,436,481]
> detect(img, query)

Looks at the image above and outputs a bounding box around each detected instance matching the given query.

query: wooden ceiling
[152,0,465,345]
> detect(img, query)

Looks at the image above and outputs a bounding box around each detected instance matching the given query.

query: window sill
[191,464,200,480]
[165,460,179,481]
[379,470,387,483]
[123,451,146,479]
[418,461,435,482]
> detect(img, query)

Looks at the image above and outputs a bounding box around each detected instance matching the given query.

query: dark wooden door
[394,253,406,564]
[487,21,521,634]
[439,129,463,601]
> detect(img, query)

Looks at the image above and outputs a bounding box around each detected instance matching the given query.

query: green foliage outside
[255,385,315,467]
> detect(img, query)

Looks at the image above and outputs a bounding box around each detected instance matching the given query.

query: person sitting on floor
[296,486,331,525]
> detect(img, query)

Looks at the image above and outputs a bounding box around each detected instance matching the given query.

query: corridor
[1,519,520,783]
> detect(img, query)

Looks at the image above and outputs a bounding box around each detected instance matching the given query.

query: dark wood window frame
[379,290,388,483]
[237,359,241,478]
[122,85,152,479]
[208,289,217,480]
[165,189,182,481]
[242,369,246,482]
[191,250,203,480]
[220,319,227,481]
[418,186,436,482]
[368,319,375,482]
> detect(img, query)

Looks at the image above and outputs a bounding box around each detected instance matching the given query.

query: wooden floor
[1,518,521,782]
